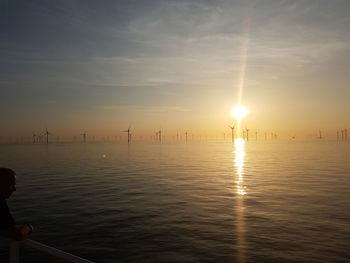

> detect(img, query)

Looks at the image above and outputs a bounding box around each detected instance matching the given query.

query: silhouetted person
[0,168,34,241]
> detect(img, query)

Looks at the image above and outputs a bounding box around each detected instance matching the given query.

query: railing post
[9,240,19,263]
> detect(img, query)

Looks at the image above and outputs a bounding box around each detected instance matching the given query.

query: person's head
[0,168,16,199]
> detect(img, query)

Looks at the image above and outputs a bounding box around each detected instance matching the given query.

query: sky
[1,0,349,140]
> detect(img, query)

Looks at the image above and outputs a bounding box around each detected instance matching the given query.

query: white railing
[9,239,94,263]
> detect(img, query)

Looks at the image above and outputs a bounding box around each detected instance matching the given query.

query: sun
[231,105,249,120]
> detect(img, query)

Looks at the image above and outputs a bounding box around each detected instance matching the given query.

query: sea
[0,140,349,263]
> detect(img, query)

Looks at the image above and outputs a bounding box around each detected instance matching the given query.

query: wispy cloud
[100,105,191,113]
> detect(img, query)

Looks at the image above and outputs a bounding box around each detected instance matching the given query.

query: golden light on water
[234,138,246,195]
[234,137,247,263]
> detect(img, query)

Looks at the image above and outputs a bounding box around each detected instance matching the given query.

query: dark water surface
[0,141,349,262]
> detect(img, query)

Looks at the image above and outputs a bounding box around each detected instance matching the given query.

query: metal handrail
[9,239,94,263]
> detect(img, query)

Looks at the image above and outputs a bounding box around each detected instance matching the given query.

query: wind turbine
[319,130,323,139]
[122,126,131,144]
[345,129,348,141]
[158,128,162,143]
[81,132,87,143]
[227,124,235,142]
[44,128,51,144]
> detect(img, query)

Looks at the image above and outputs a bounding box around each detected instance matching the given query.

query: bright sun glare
[231,106,249,120]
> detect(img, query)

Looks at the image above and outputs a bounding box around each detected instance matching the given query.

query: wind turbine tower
[122,126,131,144]
[44,128,51,144]
[81,132,87,143]
[228,124,235,142]
[345,129,348,141]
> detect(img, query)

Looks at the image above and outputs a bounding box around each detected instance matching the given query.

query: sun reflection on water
[234,138,246,196]
[234,138,247,263]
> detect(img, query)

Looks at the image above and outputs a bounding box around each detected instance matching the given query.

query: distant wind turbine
[227,124,235,142]
[38,134,43,143]
[81,132,87,143]
[345,129,348,141]
[44,128,52,144]
[122,126,131,144]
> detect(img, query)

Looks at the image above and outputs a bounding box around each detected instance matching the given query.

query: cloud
[100,105,190,113]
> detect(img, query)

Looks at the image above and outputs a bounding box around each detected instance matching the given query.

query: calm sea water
[0,141,349,263]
